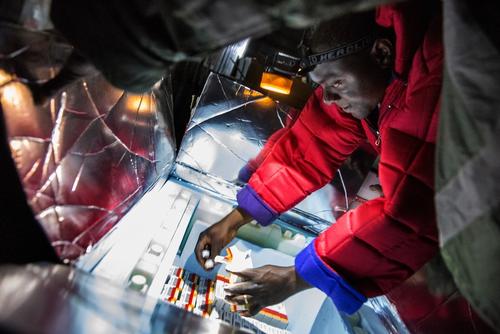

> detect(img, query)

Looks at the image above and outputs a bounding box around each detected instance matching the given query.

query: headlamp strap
[300,35,375,69]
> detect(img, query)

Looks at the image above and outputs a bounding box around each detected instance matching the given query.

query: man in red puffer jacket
[196,1,443,315]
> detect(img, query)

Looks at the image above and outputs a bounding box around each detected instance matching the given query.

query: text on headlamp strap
[300,35,375,68]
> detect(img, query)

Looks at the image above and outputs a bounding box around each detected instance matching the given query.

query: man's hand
[195,207,252,270]
[224,265,311,316]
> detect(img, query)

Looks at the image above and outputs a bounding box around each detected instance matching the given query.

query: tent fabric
[49,0,393,93]
[436,0,500,331]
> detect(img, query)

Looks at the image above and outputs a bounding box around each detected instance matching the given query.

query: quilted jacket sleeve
[238,107,302,182]
[242,113,439,315]
[237,87,364,225]
[296,134,439,313]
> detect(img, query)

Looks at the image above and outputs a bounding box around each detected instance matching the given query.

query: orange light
[126,94,152,114]
[260,72,293,95]
[0,69,12,86]
[256,96,274,106]
[0,81,32,110]
[242,88,263,97]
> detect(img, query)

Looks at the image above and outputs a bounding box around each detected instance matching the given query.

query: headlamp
[259,35,375,95]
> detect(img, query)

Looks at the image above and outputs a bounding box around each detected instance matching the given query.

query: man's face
[309,50,389,120]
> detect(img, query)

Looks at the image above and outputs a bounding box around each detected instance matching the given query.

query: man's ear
[370,38,393,69]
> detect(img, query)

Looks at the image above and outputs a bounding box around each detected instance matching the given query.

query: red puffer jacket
[237,2,443,313]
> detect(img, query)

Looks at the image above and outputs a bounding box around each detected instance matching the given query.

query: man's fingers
[201,249,210,259]
[225,294,253,305]
[224,281,259,295]
[240,303,262,317]
[195,233,211,267]
[204,259,215,270]
[195,232,222,271]
[226,268,256,280]
[194,235,206,265]
[225,295,262,317]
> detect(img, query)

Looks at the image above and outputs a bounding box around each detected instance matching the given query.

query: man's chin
[350,110,368,120]
[353,107,375,120]
[336,105,370,120]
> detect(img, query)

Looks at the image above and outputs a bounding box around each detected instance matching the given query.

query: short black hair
[308,10,391,54]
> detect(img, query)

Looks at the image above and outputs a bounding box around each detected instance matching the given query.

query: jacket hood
[376,0,440,78]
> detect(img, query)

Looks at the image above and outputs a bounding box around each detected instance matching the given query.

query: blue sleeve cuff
[236,185,278,226]
[295,241,367,314]
[237,164,254,183]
